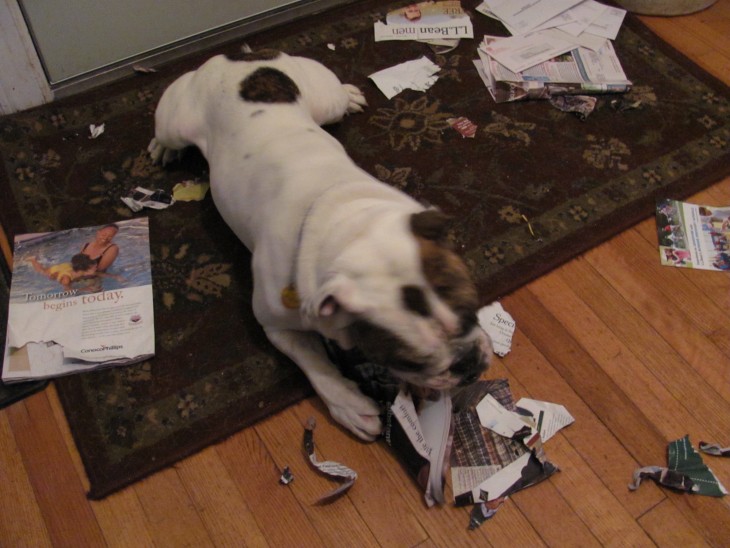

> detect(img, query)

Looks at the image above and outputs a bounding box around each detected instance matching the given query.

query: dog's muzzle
[449,343,489,386]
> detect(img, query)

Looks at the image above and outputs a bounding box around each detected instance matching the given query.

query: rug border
[55,372,313,500]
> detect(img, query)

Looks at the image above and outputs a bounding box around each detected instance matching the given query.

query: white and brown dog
[149,50,492,440]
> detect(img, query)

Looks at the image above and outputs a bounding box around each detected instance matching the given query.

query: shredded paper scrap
[629,435,728,497]
[303,417,358,504]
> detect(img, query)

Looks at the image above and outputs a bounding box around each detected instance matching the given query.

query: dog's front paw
[342,84,368,114]
[322,379,382,441]
[147,138,181,166]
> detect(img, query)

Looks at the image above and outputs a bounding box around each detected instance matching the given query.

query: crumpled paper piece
[549,95,597,121]
[447,117,478,138]
[89,124,105,139]
[477,301,515,357]
[516,398,575,442]
[468,497,505,530]
[172,180,210,202]
[699,441,730,457]
[629,435,727,496]
[121,186,175,212]
[303,417,358,504]
[368,56,440,99]
[279,466,294,485]
[133,65,157,74]
[629,466,698,494]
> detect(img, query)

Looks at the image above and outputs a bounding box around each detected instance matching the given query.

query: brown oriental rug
[1,0,729,499]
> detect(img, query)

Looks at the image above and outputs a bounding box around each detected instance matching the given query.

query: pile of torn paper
[385,379,574,527]
[450,380,572,526]
[474,0,632,103]
[327,333,574,528]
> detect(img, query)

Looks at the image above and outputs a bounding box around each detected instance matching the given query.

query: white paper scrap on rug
[478,301,515,357]
[368,56,441,99]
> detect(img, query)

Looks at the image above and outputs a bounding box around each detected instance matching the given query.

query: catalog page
[656,199,730,271]
[2,217,154,382]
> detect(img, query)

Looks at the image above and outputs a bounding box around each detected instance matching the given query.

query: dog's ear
[410,210,451,242]
[311,273,366,317]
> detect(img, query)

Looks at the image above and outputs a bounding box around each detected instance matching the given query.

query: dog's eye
[401,285,431,317]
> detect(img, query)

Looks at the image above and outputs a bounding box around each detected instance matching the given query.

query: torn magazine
[2,218,154,383]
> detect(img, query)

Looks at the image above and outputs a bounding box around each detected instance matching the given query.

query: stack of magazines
[474,0,632,102]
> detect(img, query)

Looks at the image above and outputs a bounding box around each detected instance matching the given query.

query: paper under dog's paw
[343,84,368,114]
[323,383,382,441]
[147,138,181,166]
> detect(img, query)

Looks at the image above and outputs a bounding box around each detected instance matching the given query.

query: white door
[18,0,302,85]
[13,0,351,104]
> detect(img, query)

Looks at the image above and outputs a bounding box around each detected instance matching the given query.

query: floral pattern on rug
[369,96,454,151]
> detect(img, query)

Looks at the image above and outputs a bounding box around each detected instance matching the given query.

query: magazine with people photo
[656,199,730,272]
[2,217,154,383]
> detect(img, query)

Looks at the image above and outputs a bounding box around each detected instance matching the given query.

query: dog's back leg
[308,82,367,127]
[148,71,204,165]
[341,84,368,116]
[289,57,367,127]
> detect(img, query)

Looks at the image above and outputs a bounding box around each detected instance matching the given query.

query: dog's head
[306,209,492,390]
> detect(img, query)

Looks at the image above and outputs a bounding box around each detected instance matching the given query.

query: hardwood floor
[2,3,729,546]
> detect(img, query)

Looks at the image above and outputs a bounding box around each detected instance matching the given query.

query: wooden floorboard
[2,2,730,546]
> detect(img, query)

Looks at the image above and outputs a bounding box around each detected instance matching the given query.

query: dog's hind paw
[343,84,368,114]
[147,138,182,166]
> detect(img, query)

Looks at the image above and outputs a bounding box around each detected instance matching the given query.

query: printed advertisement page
[2,217,154,383]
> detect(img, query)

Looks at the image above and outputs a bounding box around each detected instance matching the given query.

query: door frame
[0,0,52,114]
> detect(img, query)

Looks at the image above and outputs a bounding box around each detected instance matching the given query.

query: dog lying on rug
[149,50,492,440]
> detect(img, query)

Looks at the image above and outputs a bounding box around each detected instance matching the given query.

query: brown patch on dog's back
[239,67,300,103]
[226,48,282,62]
